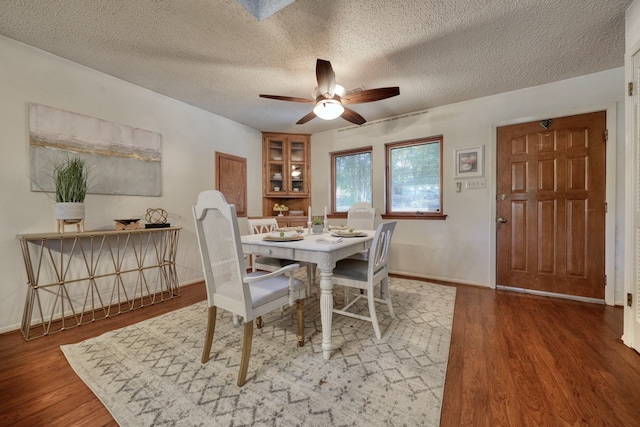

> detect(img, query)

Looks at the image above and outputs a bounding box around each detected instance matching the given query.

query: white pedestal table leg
[319,267,334,360]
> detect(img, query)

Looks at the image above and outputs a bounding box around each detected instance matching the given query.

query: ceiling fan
[259,59,400,125]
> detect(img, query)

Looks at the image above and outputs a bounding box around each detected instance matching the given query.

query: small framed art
[454,146,484,179]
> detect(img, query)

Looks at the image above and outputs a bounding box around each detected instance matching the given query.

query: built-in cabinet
[274,216,309,228]
[262,132,311,223]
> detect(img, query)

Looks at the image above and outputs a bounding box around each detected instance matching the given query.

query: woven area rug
[61,276,456,426]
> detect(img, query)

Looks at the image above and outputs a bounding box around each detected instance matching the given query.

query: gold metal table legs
[17,227,181,340]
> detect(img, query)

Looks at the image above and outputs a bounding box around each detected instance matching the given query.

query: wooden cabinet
[262,132,311,219]
[275,216,309,228]
[247,216,308,229]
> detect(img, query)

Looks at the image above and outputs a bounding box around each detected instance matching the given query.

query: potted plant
[53,157,90,225]
[312,216,324,234]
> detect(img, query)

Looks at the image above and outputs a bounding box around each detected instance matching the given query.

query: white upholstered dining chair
[332,221,397,339]
[346,202,376,230]
[193,190,306,386]
[345,202,376,262]
[247,218,314,294]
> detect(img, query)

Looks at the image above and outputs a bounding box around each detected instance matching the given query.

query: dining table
[241,229,375,359]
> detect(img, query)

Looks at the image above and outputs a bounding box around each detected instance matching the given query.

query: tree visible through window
[386,136,443,217]
[331,147,372,213]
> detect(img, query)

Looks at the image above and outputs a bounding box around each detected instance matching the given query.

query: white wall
[623,0,640,350]
[627,0,640,49]
[0,35,263,333]
[311,68,625,304]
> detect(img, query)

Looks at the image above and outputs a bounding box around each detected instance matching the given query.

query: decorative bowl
[289,210,303,216]
[114,218,140,225]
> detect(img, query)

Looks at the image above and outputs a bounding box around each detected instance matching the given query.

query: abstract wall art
[29,103,162,197]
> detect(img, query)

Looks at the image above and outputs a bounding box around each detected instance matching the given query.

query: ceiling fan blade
[316,59,336,98]
[341,107,366,125]
[341,87,400,104]
[259,94,315,103]
[296,110,317,125]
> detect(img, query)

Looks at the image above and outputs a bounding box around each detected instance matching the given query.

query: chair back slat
[248,218,279,235]
[347,202,375,230]
[369,221,397,276]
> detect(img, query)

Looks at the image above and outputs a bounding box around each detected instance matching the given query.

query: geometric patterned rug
[61,277,456,426]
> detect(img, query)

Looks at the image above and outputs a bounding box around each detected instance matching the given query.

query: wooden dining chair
[332,221,397,340]
[247,218,314,294]
[193,190,306,386]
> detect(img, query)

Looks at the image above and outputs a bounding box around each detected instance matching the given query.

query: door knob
[497,217,508,223]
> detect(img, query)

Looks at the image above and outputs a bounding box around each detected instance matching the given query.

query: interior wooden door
[496,111,606,299]
[216,151,247,217]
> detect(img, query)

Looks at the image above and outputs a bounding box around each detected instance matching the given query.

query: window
[385,136,444,219]
[331,147,372,213]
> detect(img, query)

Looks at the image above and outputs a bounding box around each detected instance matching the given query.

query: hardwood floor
[441,283,640,427]
[1,280,639,426]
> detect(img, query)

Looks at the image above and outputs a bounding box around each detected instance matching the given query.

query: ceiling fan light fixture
[312,84,346,100]
[313,99,344,120]
[261,59,398,125]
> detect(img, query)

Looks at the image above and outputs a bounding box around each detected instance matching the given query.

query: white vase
[55,202,85,221]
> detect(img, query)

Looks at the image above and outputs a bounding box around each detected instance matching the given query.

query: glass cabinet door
[289,140,307,195]
[267,139,284,194]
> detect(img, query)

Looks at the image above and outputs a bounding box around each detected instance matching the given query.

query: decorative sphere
[145,208,168,224]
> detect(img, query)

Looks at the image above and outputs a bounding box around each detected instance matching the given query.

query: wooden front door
[496,111,606,299]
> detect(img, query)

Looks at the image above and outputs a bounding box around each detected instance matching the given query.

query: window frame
[383,136,446,220]
[330,146,373,218]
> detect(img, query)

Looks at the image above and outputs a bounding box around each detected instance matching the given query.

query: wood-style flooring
[1,279,639,426]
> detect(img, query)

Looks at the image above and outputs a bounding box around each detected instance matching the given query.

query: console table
[17,227,181,340]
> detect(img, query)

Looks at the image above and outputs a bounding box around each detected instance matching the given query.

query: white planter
[55,202,85,221]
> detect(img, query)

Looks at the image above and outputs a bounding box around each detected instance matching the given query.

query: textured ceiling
[0,0,632,134]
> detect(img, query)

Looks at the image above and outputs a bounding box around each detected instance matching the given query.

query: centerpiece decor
[312,216,324,234]
[53,157,90,232]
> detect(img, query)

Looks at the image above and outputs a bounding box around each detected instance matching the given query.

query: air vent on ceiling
[345,86,366,95]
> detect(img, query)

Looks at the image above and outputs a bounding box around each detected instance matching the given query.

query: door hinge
[604,202,608,213]
[628,292,633,307]
[629,82,634,96]
[604,129,608,142]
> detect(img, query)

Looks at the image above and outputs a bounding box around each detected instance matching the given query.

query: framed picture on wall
[454,146,484,179]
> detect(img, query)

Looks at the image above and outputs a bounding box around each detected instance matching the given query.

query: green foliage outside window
[334,151,372,212]
[389,140,441,212]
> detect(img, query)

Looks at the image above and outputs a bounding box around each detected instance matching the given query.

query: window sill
[327,213,347,220]
[381,213,447,220]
